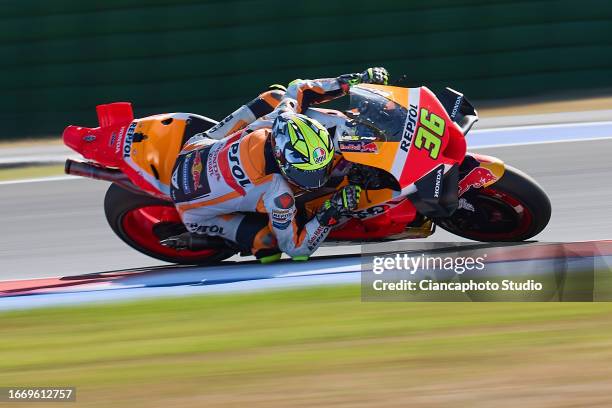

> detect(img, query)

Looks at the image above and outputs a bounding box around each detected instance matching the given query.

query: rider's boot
[251,225,282,264]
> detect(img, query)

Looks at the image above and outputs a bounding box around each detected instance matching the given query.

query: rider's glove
[338,67,389,89]
[361,67,389,85]
[316,185,362,227]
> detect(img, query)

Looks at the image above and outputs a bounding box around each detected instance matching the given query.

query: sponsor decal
[458,166,498,196]
[274,193,295,209]
[433,166,444,199]
[228,142,252,188]
[361,142,378,153]
[338,141,361,152]
[109,132,117,148]
[307,225,330,251]
[272,221,290,230]
[312,147,327,164]
[83,134,96,143]
[400,103,419,153]
[122,122,138,158]
[450,95,463,120]
[458,197,475,212]
[189,224,225,235]
[115,126,126,154]
[181,153,193,194]
[338,141,378,153]
[351,205,389,220]
[191,152,203,189]
[207,144,221,181]
[271,207,295,230]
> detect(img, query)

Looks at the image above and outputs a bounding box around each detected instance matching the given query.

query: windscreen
[348,86,408,142]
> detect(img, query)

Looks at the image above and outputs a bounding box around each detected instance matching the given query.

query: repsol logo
[434,167,443,198]
[122,123,137,158]
[400,104,419,153]
[228,143,251,188]
[191,224,224,234]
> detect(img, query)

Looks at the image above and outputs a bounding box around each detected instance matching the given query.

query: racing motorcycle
[63,83,551,264]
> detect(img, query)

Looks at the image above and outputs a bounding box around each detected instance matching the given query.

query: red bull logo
[458,166,498,196]
[191,153,203,189]
[361,142,378,153]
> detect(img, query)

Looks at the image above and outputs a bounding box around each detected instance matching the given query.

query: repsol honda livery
[63,83,551,264]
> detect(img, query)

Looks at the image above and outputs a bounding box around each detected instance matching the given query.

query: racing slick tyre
[104,184,236,264]
[435,165,551,241]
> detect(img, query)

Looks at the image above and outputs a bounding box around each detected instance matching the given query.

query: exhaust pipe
[64,159,147,196]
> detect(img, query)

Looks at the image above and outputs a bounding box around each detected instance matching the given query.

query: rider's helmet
[271,113,335,190]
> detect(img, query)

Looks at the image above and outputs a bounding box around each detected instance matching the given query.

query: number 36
[415,108,446,159]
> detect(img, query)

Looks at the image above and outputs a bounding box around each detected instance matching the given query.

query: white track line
[472,135,612,149]
[473,120,612,133]
[468,121,612,148]
[0,175,76,186]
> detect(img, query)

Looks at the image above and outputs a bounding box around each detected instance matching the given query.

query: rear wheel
[104,184,236,264]
[435,166,551,241]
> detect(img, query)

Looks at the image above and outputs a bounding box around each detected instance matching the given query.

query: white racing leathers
[170,129,331,258]
[171,76,357,258]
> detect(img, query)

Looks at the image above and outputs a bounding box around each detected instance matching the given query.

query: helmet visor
[280,161,332,190]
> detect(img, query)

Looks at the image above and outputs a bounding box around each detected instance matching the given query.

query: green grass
[2,285,612,407]
[0,164,65,181]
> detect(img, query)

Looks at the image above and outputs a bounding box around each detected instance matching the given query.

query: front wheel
[104,184,236,264]
[435,165,551,241]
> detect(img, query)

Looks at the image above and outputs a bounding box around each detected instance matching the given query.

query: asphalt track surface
[1,138,612,281]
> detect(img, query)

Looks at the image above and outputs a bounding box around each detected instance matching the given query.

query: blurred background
[3,3,612,407]
[2,0,612,138]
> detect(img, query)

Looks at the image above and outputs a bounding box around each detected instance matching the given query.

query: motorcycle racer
[63,66,552,265]
[163,68,388,262]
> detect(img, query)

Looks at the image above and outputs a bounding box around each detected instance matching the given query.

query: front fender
[459,153,506,196]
